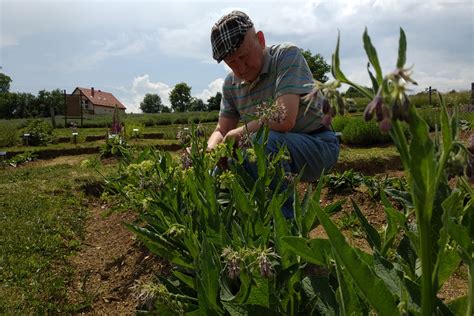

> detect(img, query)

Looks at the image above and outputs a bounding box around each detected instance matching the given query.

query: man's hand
[222,126,244,145]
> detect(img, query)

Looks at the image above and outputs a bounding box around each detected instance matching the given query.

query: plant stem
[419,215,434,316]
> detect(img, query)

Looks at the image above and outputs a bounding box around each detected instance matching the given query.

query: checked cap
[211,11,254,63]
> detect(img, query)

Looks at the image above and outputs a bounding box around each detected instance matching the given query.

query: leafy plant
[22,118,55,146]
[8,151,37,167]
[323,169,364,193]
[287,28,473,316]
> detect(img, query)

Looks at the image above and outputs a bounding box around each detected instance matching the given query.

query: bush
[0,121,19,147]
[22,119,55,146]
[332,115,391,145]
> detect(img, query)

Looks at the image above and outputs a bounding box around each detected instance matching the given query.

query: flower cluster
[302,80,344,127]
[132,280,185,313]
[364,67,417,133]
[176,128,192,146]
[221,246,241,279]
[180,151,193,170]
[256,99,287,125]
[221,246,279,279]
[238,130,254,149]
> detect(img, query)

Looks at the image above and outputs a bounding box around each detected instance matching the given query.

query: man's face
[223,31,265,82]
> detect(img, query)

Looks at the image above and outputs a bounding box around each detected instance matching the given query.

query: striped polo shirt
[219,43,324,133]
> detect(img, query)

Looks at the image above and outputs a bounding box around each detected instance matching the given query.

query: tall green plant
[288,28,473,315]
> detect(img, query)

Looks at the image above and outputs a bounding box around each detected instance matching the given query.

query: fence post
[471,82,473,106]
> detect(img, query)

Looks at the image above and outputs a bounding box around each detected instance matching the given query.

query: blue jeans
[243,130,340,218]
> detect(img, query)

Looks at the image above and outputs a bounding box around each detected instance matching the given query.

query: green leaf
[351,198,381,251]
[197,236,222,313]
[447,295,468,315]
[231,180,254,217]
[380,191,406,255]
[397,28,407,69]
[367,63,379,94]
[315,205,400,315]
[301,276,339,315]
[331,31,373,99]
[125,224,193,269]
[407,106,436,220]
[173,270,195,291]
[363,28,383,84]
[245,276,269,308]
[280,237,331,266]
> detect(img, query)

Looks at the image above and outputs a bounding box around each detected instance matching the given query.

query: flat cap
[211,10,254,63]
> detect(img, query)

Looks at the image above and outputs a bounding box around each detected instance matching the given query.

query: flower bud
[364,96,383,122]
[259,257,273,278]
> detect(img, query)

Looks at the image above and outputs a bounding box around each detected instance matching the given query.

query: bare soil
[66,200,166,315]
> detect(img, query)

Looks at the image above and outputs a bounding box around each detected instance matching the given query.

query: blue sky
[1,0,473,113]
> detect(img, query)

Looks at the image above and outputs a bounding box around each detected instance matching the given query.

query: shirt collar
[232,47,271,86]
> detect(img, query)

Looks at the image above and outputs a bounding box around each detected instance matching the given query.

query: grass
[0,159,113,313]
[338,145,399,163]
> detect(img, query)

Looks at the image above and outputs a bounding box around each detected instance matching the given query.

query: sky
[1,0,473,113]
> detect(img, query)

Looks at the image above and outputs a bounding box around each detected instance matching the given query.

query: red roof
[74,87,126,109]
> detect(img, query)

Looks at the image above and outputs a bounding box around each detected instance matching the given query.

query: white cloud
[195,78,224,102]
[119,74,173,113]
[53,33,151,72]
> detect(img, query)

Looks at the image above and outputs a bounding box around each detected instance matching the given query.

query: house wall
[94,106,125,115]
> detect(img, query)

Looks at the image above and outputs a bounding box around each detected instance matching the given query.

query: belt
[308,125,331,134]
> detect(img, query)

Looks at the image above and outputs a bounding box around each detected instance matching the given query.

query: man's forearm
[207,130,224,150]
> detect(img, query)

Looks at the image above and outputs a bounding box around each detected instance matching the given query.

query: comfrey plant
[286,28,473,316]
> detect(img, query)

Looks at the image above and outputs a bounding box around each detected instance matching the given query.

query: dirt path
[67,201,165,314]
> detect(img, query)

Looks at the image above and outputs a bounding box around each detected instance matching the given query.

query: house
[71,87,126,115]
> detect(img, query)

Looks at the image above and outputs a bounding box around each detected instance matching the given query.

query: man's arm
[221,93,300,144]
[207,116,239,150]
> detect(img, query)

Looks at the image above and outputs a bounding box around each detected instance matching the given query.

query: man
[208,10,339,218]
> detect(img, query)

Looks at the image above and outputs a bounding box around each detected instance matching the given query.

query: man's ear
[256,31,265,48]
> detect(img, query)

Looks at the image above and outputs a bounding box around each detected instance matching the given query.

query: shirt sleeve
[274,45,314,99]
[219,74,240,119]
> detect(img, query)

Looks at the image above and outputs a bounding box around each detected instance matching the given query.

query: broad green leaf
[280,237,331,266]
[301,276,338,316]
[397,28,407,69]
[447,295,468,315]
[351,199,381,251]
[363,28,383,84]
[125,224,193,269]
[315,205,399,315]
[334,255,368,316]
[380,191,406,255]
[221,301,248,316]
[407,105,436,220]
[245,276,269,308]
[231,180,254,216]
[197,236,222,313]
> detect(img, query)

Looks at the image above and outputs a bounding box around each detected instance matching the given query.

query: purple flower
[364,95,383,122]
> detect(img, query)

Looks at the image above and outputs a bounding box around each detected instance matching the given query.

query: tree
[344,86,371,98]
[301,49,331,83]
[207,92,222,112]
[162,106,172,113]
[169,82,192,112]
[0,72,12,93]
[140,93,164,113]
[190,98,206,111]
